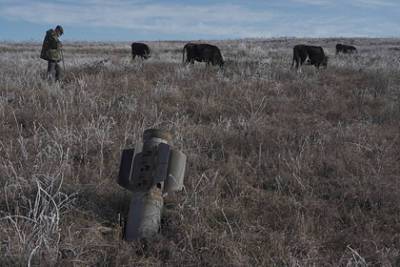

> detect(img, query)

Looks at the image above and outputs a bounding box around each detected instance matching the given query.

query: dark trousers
[47,60,62,81]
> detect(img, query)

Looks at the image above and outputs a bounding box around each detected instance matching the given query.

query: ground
[0,38,400,266]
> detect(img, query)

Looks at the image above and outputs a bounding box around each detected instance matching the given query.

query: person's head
[55,25,64,37]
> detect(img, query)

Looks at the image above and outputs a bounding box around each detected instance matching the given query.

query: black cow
[336,43,357,54]
[183,43,224,67]
[292,45,328,69]
[131,42,150,60]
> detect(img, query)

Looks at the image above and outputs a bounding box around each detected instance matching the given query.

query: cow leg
[132,54,136,60]
[294,59,301,73]
[300,58,305,67]
[292,52,300,69]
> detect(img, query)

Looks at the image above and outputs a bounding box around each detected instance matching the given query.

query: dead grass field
[1,38,400,266]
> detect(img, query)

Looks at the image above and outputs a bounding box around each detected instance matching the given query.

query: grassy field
[0,38,400,266]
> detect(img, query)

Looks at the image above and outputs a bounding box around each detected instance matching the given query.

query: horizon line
[1,36,399,44]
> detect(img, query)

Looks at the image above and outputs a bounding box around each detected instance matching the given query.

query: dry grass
[1,37,400,266]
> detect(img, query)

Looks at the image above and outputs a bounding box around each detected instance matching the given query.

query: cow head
[303,55,312,65]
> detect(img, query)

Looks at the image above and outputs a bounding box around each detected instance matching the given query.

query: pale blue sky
[0,0,399,41]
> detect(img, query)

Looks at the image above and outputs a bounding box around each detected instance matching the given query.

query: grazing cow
[292,44,328,69]
[131,42,150,60]
[336,43,357,54]
[182,43,224,67]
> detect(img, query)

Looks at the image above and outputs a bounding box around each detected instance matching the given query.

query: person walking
[40,25,64,82]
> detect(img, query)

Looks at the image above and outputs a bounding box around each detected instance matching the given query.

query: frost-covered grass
[0,38,400,266]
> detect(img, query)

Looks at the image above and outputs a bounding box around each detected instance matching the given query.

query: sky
[0,0,399,41]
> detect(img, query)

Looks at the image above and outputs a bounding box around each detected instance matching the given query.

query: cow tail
[182,46,186,64]
[291,52,295,68]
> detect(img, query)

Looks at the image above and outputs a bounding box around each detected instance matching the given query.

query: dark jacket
[40,29,62,61]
